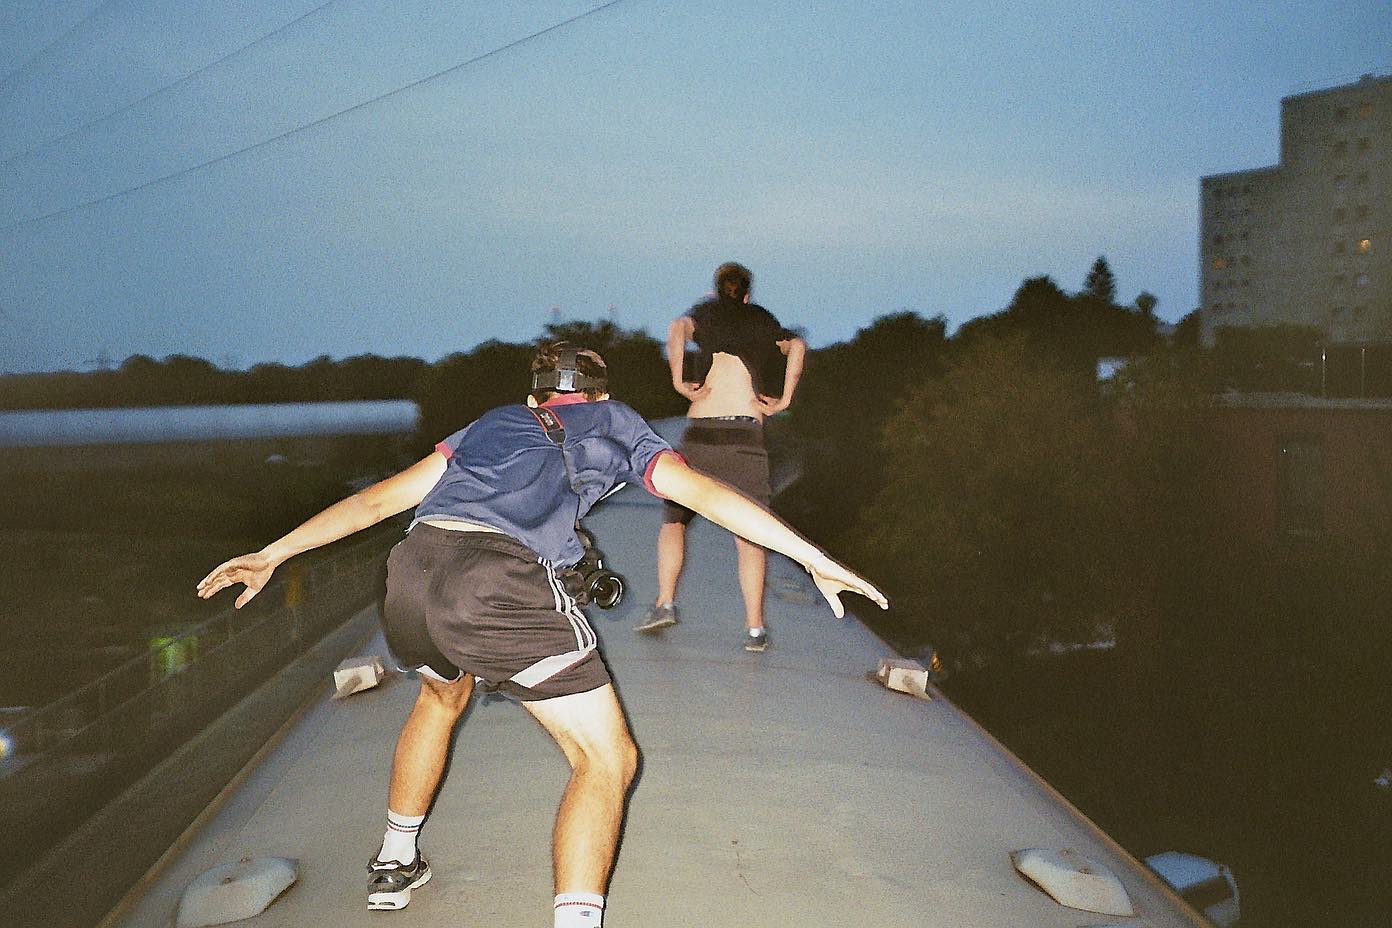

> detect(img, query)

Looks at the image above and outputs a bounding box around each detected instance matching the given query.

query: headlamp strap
[531,347,606,394]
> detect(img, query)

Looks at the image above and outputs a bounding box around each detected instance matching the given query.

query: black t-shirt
[685,297,794,396]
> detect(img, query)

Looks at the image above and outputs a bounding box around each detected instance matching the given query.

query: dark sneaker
[367,854,432,911]
[744,629,770,652]
[635,603,678,633]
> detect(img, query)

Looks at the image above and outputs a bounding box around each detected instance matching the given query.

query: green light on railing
[149,634,199,682]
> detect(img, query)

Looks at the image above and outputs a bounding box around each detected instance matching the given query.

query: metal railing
[0,520,403,875]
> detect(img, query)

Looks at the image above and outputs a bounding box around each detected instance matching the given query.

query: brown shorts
[381,524,611,701]
[662,417,772,525]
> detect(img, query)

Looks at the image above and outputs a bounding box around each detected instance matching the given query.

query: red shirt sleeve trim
[434,441,453,460]
[643,449,686,498]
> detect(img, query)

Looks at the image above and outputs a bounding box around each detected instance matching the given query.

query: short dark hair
[713,262,752,301]
[530,342,608,403]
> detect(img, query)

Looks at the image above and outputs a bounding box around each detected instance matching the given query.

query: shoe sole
[744,640,768,652]
[635,617,677,633]
[367,868,431,911]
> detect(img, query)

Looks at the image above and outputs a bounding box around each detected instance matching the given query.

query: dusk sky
[1,0,1387,374]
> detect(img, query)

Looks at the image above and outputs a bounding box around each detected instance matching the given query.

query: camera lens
[589,572,625,609]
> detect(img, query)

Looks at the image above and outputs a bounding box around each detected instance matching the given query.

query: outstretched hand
[805,554,888,619]
[197,552,277,609]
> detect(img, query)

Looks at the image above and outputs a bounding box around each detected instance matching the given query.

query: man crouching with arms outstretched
[197,342,886,926]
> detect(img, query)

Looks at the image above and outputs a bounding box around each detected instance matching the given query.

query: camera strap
[527,405,581,493]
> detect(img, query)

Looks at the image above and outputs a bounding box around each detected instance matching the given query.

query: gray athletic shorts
[381,524,611,701]
[662,417,772,525]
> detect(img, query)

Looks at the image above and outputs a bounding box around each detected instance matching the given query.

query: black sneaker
[635,603,678,633]
[744,629,770,652]
[367,854,432,911]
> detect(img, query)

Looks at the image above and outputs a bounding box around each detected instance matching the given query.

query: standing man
[636,262,807,652]
[197,343,880,925]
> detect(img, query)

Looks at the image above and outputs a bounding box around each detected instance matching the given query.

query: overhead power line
[2,0,343,167]
[0,0,123,94]
[0,0,630,236]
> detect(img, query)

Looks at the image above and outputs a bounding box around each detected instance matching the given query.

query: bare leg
[735,537,767,631]
[523,684,639,894]
[655,520,686,606]
[387,674,475,816]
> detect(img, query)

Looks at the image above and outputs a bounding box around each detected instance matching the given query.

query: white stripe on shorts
[509,563,598,690]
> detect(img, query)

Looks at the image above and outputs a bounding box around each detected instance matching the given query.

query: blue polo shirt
[413,396,679,567]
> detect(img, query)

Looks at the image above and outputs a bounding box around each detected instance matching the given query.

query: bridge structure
[2,419,1211,928]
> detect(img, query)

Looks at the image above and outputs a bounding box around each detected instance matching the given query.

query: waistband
[686,416,762,430]
[406,522,540,560]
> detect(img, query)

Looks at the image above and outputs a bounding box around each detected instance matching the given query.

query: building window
[1240,255,1251,266]
[1334,174,1349,189]
[1213,234,1225,246]
[1356,137,1370,152]
[1333,273,1347,287]
[1355,204,1369,219]
[1333,240,1347,254]
[1335,105,1349,120]
[1357,171,1368,185]
[1212,257,1229,270]
[1277,437,1323,540]
[1359,238,1372,254]
[1356,273,1369,287]
[1358,102,1372,118]
[1333,207,1347,222]
[1333,140,1349,156]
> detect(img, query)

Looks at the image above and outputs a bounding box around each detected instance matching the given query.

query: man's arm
[755,335,806,416]
[197,452,447,608]
[667,315,707,402]
[648,454,886,617]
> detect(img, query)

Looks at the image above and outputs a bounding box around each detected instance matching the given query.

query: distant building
[1201,394,1392,552]
[0,400,419,473]
[1200,73,1392,347]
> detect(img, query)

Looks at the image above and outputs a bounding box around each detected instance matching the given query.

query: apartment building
[1200,74,1391,346]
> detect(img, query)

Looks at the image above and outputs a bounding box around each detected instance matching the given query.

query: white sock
[378,810,425,865]
[554,891,604,927]
[749,627,765,636]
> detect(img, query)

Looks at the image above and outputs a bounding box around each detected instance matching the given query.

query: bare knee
[574,731,638,789]
[417,674,473,716]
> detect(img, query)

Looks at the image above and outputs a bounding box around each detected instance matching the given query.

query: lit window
[1356,274,1369,287]
[1212,257,1229,270]
[1359,238,1372,254]
[1358,102,1372,118]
